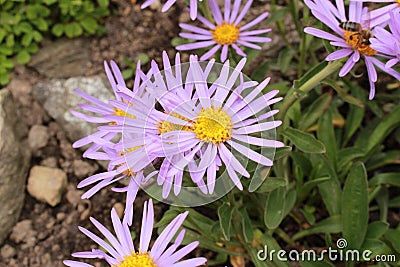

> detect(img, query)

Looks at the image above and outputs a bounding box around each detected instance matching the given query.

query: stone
[28,38,90,78]
[9,220,35,244]
[28,125,49,150]
[73,159,98,178]
[113,202,125,219]
[0,244,16,259]
[32,75,113,143]
[0,89,31,245]
[27,166,67,207]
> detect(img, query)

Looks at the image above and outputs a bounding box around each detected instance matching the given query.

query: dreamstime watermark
[256,238,397,263]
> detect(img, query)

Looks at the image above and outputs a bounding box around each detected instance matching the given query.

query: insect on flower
[339,21,376,56]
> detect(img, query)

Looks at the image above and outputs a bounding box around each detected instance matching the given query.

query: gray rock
[27,166,67,207]
[32,75,113,143]
[28,38,90,78]
[28,125,49,150]
[0,89,31,245]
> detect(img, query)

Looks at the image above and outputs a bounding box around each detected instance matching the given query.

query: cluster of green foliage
[0,0,110,85]
[161,2,400,267]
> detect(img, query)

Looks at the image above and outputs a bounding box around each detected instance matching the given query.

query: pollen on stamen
[118,147,141,176]
[193,107,233,144]
[158,113,191,134]
[114,251,157,267]
[343,30,377,56]
[211,23,240,45]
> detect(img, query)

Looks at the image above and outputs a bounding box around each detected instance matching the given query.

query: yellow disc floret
[193,107,233,144]
[212,23,240,45]
[343,30,377,56]
[118,147,141,176]
[158,113,191,134]
[114,252,157,267]
[114,108,136,119]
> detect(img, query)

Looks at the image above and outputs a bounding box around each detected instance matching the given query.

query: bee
[339,21,372,46]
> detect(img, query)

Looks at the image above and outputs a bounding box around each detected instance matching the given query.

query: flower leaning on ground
[71,60,157,225]
[177,0,271,62]
[370,11,400,68]
[304,0,400,99]
[141,0,201,20]
[63,199,207,267]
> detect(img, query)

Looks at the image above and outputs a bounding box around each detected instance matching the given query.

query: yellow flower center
[114,252,157,267]
[212,23,240,45]
[343,30,377,56]
[114,108,136,119]
[118,147,141,176]
[193,107,232,144]
[158,113,191,134]
[109,108,136,125]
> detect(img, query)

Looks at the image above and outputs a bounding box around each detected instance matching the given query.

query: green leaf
[342,162,368,250]
[361,238,391,259]
[292,215,342,241]
[274,146,292,161]
[300,176,330,199]
[17,50,30,64]
[52,23,64,37]
[218,203,234,240]
[5,34,14,47]
[21,32,33,47]
[136,53,150,65]
[0,72,10,85]
[65,22,83,38]
[299,93,332,131]
[264,187,286,229]
[171,37,191,47]
[384,229,400,253]
[337,147,364,171]
[282,127,326,153]
[122,69,134,80]
[237,207,253,243]
[317,108,337,168]
[261,233,291,267]
[254,177,287,193]
[366,150,400,170]
[33,18,48,31]
[369,173,400,187]
[365,221,389,239]
[98,0,109,8]
[1,57,14,69]
[283,188,296,217]
[32,31,42,42]
[80,17,98,34]
[366,105,400,154]
[0,28,6,43]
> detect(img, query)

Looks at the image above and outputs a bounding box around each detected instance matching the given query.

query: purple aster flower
[353,0,400,27]
[141,0,200,20]
[370,11,400,68]
[76,140,158,225]
[304,0,400,99]
[72,60,147,159]
[176,0,271,62]
[63,199,207,267]
[115,51,284,197]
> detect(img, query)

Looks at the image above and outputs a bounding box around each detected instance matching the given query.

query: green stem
[277,60,343,123]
